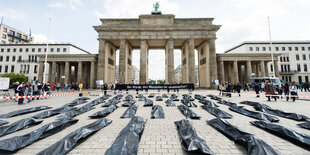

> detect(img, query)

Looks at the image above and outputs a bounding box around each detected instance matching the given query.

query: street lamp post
[43,18,51,83]
[268,17,276,77]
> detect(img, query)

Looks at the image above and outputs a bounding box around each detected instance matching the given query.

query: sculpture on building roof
[151,2,162,15]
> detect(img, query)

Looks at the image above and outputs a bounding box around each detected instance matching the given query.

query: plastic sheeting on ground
[138,96,147,101]
[0,118,43,137]
[207,94,222,101]
[165,99,176,107]
[89,105,118,118]
[0,106,52,118]
[0,120,9,126]
[181,99,197,107]
[124,95,134,101]
[218,99,237,107]
[102,99,120,107]
[178,105,200,119]
[105,116,147,155]
[162,94,169,98]
[143,99,153,107]
[229,105,279,122]
[201,105,232,119]
[136,94,144,98]
[151,105,165,119]
[65,97,90,107]
[148,94,155,98]
[156,96,163,101]
[194,94,206,100]
[241,101,309,121]
[120,104,138,118]
[37,118,112,155]
[182,94,195,101]
[0,118,78,152]
[33,105,75,119]
[207,118,280,155]
[175,119,214,154]
[170,94,179,101]
[297,122,310,130]
[122,100,136,107]
[198,99,219,107]
[251,120,310,150]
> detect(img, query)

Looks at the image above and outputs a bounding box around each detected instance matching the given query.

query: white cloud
[49,0,83,10]
[0,8,25,21]
[32,34,55,43]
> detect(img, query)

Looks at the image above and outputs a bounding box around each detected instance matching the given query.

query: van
[249,77,281,87]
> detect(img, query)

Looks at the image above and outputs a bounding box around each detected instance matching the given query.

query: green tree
[1,73,28,84]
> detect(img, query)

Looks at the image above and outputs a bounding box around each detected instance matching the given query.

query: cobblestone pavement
[0,90,310,155]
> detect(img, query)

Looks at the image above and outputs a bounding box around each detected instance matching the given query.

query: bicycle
[0,90,11,103]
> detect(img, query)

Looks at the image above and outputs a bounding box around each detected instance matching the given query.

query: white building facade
[115,65,140,84]
[0,43,90,82]
[225,41,310,84]
[0,24,33,44]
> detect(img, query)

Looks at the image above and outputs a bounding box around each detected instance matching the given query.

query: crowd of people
[218,80,303,102]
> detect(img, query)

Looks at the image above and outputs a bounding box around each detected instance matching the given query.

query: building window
[44,48,47,52]
[256,47,259,51]
[7,48,10,52]
[302,47,305,51]
[11,65,14,72]
[4,66,8,72]
[38,48,41,52]
[51,48,54,52]
[34,65,38,73]
[282,47,285,51]
[32,48,35,52]
[287,57,289,62]
[249,47,253,51]
[288,65,290,72]
[284,65,287,72]
[27,65,30,73]
[6,56,9,62]
[63,48,67,52]
[18,56,22,61]
[295,47,298,51]
[288,47,292,51]
[280,57,283,62]
[303,54,306,60]
[13,48,16,52]
[3,27,7,32]
[0,66,1,72]
[35,56,37,62]
[275,47,279,51]
[19,48,22,52]
[2,34,6,39]
[1,49,3,52]
[57,48,60,52]
[12,56,15,62]
[308,47,310,51]
[271,64,273,72]
[298,76,302,84]
[26,48,29,52]
[306,76,309,83]
[304,64,308,72]
[297,64,301,72]
[296,54,300,60]
[262,47,266,51]
[283,57,286,62]
[0,56,2,61]
[281,65,283,72]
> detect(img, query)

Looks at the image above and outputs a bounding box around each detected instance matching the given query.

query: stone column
[264,61,269,77]
[119,39,127,83]
[90,61,95,88]
[188,38,195,84]
[181,41,188,83]
[165,39,174,84]
[48,63,52,82]
[140,40,148,84]
[38,61,44,82]
[233,60,239,83]
[77,61,83,83]
[209,39,218,82]
[220,61,225,83]
[97,39,105,82]
[59,63,64,86]
[260,60,265,77]
[50,61,57,83]
[65,61,70,84]
[274,60,280,77]
[246,60,252,81]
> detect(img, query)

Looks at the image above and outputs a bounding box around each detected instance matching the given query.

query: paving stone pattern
[0,90,310,155]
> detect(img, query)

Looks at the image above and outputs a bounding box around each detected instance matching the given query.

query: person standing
[17,82,26,105]
[265,80,277,101]
[103,82,108,95]
[254,82,260,97]
[289,81,298,102]
[78,82,83,92]
[236,82,242,97]
[284,82,290,101]
[225,81,232,97]
[33,82,40,100]
[56,82,60,92]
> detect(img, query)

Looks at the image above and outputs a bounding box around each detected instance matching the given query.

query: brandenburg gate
[93,14,221,87]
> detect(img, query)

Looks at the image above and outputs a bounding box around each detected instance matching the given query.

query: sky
[1,0,310,80]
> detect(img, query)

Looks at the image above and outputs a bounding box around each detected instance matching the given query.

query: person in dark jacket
[265,80,277,101]
[236,82,242,97]
[254,82,260,97]
[103,82,108,95]
[284,83,289,101]
[17,82,26,105]
[225,81,232,97]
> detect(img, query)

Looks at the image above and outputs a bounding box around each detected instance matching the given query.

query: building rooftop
[225,40,310,53]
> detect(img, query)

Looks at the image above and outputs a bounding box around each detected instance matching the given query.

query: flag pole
[43,18,51,83]
[268,16,276,77]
